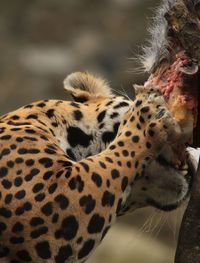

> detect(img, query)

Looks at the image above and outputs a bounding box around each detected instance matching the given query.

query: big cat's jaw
[123,148,196,215]
[145,151,196,211]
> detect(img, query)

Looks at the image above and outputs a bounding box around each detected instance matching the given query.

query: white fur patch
[140,0,175,73]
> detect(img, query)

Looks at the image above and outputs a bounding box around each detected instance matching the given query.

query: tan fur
[0,73,192,263]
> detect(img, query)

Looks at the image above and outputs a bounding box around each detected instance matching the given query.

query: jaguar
[0,72,195,262]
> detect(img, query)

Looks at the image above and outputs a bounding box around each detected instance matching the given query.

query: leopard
[0,72,195,263]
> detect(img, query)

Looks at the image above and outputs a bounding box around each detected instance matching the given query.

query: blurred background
[0,0,187,262]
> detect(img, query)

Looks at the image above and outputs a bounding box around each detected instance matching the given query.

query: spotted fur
[0,72,195,262]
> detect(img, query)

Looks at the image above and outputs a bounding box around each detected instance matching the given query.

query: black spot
[141,106,150,113]
[99,123,104,129]
[55,194,69,209]
[111,169,120,179]
[16,250,32,262]
[146,142,152,149]
[0,222,7,233]
[35,193,45,202]
[106,179,110,188]
[24,202,32,211]
[57,160,73,168]
[52,213,59,223]
[48,183,58,194]
[14,177,23,187]
[59,215,79,241]
[32,183,44,193]
[114,101,129,109]
[0,135,11,140]
[36,102,46,108]
[55,245,73,263]
[15,203,31,216]
[67,127,93,147]
[43,171,53,180]
[30,226,48,239]
[46,109,55,118]
[110,112,119,119]
[39,158,53,168]
[17,148,28,155]
[35,241,51,259]
[70,102,80,108]
[16,137,24,142]
[56,170,64,178]
[77,237,83,244]
[0,207,12,218]
[135,161,139,168]
[25,168,40,181]
[10,236,24,244]
[99,161,106,169]
[101,191,115,207]
[79,162,89,172]
[41,202,53,216]
[87,214,105,234]
[148,129,155,137]
[17,170,22,175]
[73,110,83,121]
[121,177,128,192]
[1,179,12,189]
[7,161,14,168]
[101,122,120,143]
[28,148,40,154]
[78,239,95,259]
[15,207,24,216]
[79,195,96,214]
[8,121,30,126]
[11,115,20,120]
[136,123,141,130]
[66,149,76,160]
[105,157,113,163]
[102,132,115,143]
[97,110,106,123]
[5,193,13,204]
[68,176,84,192]
[118,141,124,147]
[135,100,142,107]
[10,127,21,131]
[10,144,17,150]
[25,159,35,166]
[25,129,36,134]
[131,151,135,157]
[15,190,26,200]
[0,167,8,178]
[26,114,38,120]
[139,116,145,124]
[122,150,129,157]
[30,217,44,227]
[127,161,131,168]
[72,95,88,103]
[15,158,24,164]
[132,136,140,143]
[106,101,113,106]
[91,172,102,187]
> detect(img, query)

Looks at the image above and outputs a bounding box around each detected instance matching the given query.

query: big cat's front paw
[146,107,181,152]
[132,86,181,153]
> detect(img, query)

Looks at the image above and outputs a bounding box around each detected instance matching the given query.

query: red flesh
[147,51,198,125]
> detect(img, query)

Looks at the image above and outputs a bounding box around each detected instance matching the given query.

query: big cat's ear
[63,72,113,103]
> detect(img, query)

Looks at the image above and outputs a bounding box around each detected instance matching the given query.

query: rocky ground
[0,0,185,262]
